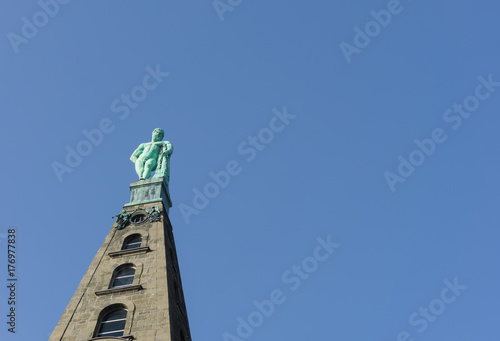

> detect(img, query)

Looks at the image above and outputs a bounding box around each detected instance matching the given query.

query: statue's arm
[164,141,173,156]
[130,144,145,163]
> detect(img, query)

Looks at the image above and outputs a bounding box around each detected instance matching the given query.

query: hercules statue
[130,128,173,181]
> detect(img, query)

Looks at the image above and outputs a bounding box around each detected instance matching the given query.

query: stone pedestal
[124,177,172,213]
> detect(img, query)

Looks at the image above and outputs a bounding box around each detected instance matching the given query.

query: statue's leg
[142,159,157,179]
[135,161,145,179]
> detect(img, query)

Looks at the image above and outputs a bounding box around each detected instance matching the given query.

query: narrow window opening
[96,308,127,337]
[110,265,136,288]
[122,234,142,250]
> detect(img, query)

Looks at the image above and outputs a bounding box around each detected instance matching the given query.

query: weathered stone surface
[126,177,172,213]
[49,198,191,341]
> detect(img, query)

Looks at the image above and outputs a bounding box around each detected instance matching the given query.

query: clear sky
[0,0,499,340]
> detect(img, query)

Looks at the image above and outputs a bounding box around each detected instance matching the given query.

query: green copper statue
[130,128,173,181]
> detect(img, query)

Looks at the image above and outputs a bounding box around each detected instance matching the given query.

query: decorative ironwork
[112,205,160,230]
[130,214,147,224]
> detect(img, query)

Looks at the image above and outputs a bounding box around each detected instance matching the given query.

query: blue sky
[1,0,499,340]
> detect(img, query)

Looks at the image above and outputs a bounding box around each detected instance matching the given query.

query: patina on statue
[130,128,173,181]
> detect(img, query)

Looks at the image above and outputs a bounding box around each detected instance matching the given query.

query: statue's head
[152,128,164,141]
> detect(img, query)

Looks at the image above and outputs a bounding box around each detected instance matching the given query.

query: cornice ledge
[95,285,143,296]
[108,246,150,258]
[86,335,134,341]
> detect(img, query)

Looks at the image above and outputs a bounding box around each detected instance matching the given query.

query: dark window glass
[97,308,127,337]
[111,266,135,288]
[123,234,142,250]
[105,309,127,320]
[99,320,125,333]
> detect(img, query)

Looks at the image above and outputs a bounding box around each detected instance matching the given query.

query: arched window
[122,234,142,250]
[110,265,135,288]
[130,214,147,224]
[96,307,127,337]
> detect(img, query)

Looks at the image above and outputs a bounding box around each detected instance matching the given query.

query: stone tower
[50,177,192,341]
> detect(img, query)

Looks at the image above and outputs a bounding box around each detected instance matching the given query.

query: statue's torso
[141,141,164,159]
